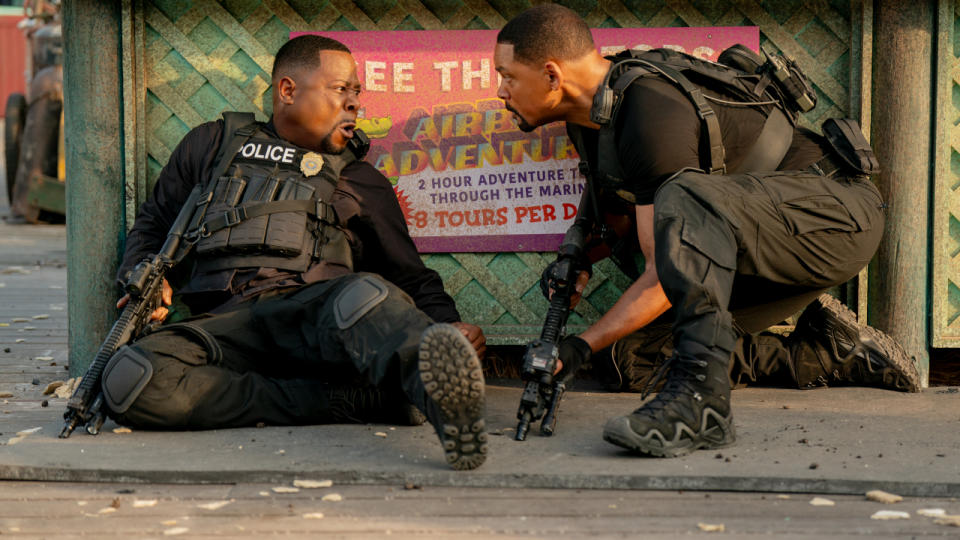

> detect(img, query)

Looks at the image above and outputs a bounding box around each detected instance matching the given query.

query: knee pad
[334,275,389,329]
[101,345,154,414]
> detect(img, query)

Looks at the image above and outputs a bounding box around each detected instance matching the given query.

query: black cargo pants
[645,168,884,379]
[109,272,435,429]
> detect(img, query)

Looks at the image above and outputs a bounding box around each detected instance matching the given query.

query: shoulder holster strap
[186,112,259,237]
[210,112,258,184]
[619,61,726,174]
[734,107,793,173]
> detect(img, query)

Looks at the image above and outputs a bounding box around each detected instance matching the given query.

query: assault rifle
[514,224,587,441]
[60,185,203,438]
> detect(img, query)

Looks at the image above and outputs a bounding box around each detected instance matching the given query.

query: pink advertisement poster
[293,28,759,252]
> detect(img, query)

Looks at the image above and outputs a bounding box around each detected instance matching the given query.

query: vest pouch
[822,118,881,176]
[196,176,246,255]
[225,174,274,253]
[227,175,312,256]
[261,177,314,256]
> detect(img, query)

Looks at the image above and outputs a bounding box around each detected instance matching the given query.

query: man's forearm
[578,268,671,352]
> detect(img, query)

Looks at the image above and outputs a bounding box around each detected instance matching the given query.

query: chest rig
[567,45,817,204]
[187,112,370,275]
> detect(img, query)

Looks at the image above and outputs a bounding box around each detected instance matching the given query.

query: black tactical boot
[417,323,488,470]
[602,344,735,457]
[788,294,920,392]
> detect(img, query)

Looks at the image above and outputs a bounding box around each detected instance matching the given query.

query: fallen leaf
[374,431,388,438]
[35,356,54,362]
[97,507,117,514]
[43,381,65,395]
[697,523,725,532]
[0,323,8,327]
[15,338,25,343]
[32,314,49,320]
[918,508,947,518]
[55,378,78,398]
[77,501,88,506]
[294,479,333,489]
[866,490,902,504]
[133,499,158,508]
[113,427,132,434]
[810,497,835,507]
[871,510,910,520]
[321,493,343,502]
[0,392,13,398]
[161,520,178,526]
[163,527,189,536]
[302,512,325,519]
[11,318,29,323]
[258,491,269,496]
[272,487,300,493]
[18,427,42,436]
[197,500,232,510]
[776,494,791,500]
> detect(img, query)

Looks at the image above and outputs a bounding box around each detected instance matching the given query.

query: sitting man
[493,5,919,458]
[102,35,488,471]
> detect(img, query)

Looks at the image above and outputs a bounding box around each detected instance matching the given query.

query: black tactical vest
[568,46,814,204]
[185,112,368,283]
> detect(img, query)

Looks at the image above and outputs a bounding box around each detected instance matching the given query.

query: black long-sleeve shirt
[118,118,460,323]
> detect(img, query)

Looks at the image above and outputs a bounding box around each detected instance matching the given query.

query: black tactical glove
[539,255,591,300]
[556,335,592,386]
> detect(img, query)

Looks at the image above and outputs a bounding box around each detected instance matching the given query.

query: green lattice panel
[932,0,960,346]
[134,0,857,343]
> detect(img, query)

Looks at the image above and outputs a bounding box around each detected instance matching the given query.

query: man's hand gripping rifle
[514,223,589,441]
[60,185,204,438]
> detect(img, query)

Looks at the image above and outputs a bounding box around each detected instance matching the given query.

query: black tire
[4,93,27,205]
[11,92,62,223]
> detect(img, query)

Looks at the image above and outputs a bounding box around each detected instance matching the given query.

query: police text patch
[236,139,301,165]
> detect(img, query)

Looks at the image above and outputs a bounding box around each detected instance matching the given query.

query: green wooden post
[869,0,933,384]
[63,0,126,376]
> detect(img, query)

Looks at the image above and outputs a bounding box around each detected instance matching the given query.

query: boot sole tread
[419,324,488,471]
[813,295,920,392]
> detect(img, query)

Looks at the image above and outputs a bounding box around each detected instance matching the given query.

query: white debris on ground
[697,523,724,532]
[870,510,910,520]
[196,500,233,510]
[934,516,960,527]
[321,493,343,502]
[809,497,835,507]
[865,490,902,504]
[294,479,333,489]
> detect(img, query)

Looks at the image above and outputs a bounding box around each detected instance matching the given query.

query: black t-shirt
[587,76,829,206]
[118,118,461,323]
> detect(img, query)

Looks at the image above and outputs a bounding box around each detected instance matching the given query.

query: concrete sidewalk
[0,140,957,500]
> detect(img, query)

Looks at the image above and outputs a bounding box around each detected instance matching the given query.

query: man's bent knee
[101,345,154,414]
[105,328,224,428]
[334,274,390,329]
